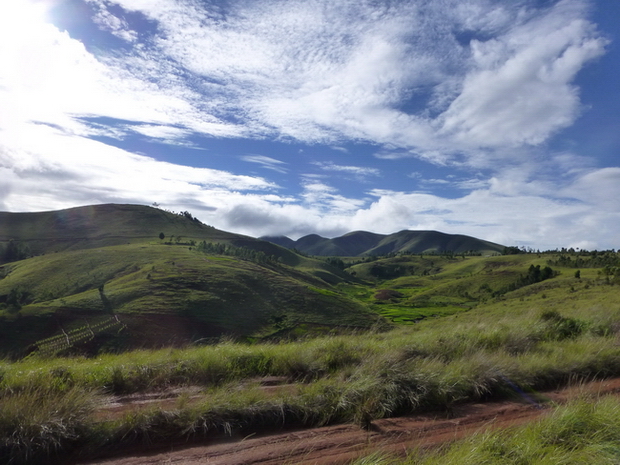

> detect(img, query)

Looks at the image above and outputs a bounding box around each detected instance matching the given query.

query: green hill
[339,250,620,324]
[0,204,244,255]
[2,204,616,360]
[1,210,619,464]
[0,205,377,357]
[261,229,505,256]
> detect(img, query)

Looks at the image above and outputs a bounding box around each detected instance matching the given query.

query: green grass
[373,304,466,323]
[353,397,620,464]
[0,385,95,464]
[5,205,620,462]
[0,241,377,356]
[2,206,617,358]
[0,276,620,461]
[0,204,384,355]
[336,253,589,324]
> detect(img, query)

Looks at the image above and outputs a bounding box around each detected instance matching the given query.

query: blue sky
[1,0,618,250]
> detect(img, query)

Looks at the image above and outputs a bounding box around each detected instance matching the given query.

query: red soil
[82,377,620,465]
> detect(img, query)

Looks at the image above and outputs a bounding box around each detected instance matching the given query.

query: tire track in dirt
[82,377,620,465]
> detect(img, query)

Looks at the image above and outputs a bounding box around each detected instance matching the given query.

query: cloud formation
[314,162,380,179]
[212,162,618,251]
[438,1,606,152]
[2,0,607,157]
[0,123,275,212]
[1,0,600,159]
[0,0,617,250]
[241,155,288,173]
[68,0,606,162]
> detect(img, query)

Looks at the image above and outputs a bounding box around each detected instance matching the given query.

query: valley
[1,204,620,464]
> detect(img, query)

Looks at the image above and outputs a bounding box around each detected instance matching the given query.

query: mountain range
[0,204,374,356]
[0,204,506,357]
[261,230,505,256]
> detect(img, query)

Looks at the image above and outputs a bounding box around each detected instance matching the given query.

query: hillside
[2,247,620,464]
[3,207,620,463]
[0,205,377,357]
[0,204,249,256]
[3,204,616,360]
[261,229,505,256]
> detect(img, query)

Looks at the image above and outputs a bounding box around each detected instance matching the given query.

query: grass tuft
[410,397,620,464]
[0,386,94,465]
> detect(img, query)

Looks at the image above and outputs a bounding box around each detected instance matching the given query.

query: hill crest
[0,204,250,255]
[261,229,505,256]
[0,204,375,356]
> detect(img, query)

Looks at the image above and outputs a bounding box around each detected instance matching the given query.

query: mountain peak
[262,230,505,256]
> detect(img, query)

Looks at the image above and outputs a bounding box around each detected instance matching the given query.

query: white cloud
[563,167,620,209]
[454,177,491,190]
[2,119,618,249]
[437,0,607,150]
[1,0,607,160]
[210,164,620,250]
[0,0,244,144]
[128,124,193,143]
[314,162,380,178]
[241,155,288,173]
[90,0,138,42]
[0,0,616,252]
[0,123,276,212]
[421,178,451,185]
[98,0,604,161]
[299,179,366,214]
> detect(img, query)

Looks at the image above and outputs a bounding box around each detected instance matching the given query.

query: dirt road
[83,377,620,465]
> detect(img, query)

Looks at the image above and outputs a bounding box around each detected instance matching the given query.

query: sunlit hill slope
[0,204,376,356]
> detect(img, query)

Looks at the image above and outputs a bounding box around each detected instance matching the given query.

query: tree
[326,257,345,270]
[1,240,30,263]
[159,232,165,241]
[503,246,522,255]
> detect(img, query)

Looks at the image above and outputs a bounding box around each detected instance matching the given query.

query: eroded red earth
[82,377,620,465]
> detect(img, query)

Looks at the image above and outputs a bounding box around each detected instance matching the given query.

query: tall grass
[2,302,620,463]
[423,397,620,464]
[352,397,620,464]
[0,386,94,464]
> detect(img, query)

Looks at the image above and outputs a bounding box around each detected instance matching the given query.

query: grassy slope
[277,230,505,257]
[0,242,377,355]
[1,250,620,463]
[3,205,620,463]
[341,253,610,323]
[1,231,614,356]
[1,203,617,359]
[0,204,240,254]
[365,230,504,256]
[354,398,620,464]
[0,205,377,356]
[1,264,620,463]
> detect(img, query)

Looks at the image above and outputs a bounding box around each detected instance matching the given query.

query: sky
[1,0,619,250]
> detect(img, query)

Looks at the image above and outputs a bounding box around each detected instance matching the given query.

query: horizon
[3,202,613,251]
[1,0,619,250]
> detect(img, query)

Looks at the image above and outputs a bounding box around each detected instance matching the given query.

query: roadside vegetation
[2,206,620,463]
[352,397,620,464]
[1,255,620,463]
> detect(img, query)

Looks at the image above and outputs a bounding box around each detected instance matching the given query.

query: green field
[2,269,620,463]
[352,397,620,464]
[2,235,612,357]
[0,206,383,356]
[2,205,620,463]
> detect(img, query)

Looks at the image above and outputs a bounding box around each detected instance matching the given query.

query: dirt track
[83,377,620,465]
